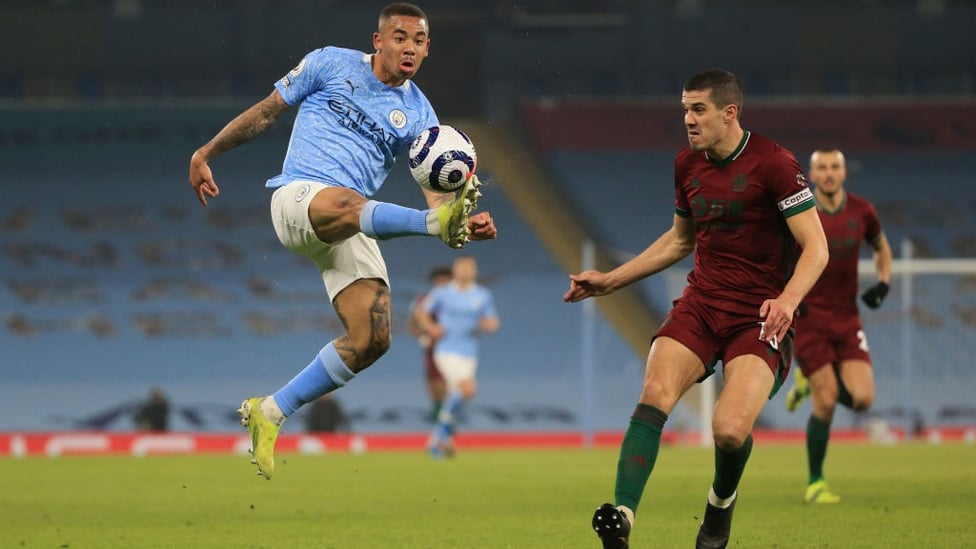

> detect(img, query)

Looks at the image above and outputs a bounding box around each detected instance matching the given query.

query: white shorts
[270,181,390,302]
[433,352,478,391]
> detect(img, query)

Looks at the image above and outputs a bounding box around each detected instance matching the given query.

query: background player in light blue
[416,255,499,457]
[187,2,497,479]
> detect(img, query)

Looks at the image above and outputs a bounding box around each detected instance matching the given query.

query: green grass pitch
[2,442,974,548]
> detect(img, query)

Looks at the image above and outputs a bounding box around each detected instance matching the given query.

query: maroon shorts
[423,347,443,382]
[794,310,871,376]
[654,293,793,398]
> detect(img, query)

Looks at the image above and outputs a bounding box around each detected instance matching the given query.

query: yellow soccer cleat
[437,174,483,249]
[238,397,283,480]
[785,368,811,412]
[805,479,841,504]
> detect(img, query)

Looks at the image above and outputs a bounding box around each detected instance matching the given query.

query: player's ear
[725,104,738,123]
[373,32,382,52]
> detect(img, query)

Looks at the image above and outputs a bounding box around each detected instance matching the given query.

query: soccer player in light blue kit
[416,255,499,457]
[188,2,497,479]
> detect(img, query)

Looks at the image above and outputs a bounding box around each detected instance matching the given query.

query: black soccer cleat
[695,496,737,549]
[592,503,631,549]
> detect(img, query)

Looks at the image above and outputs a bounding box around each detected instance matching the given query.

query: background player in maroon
[408,265,452,421]
[565,69,828,549]
[784,147,893,503]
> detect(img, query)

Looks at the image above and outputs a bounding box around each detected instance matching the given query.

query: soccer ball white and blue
[408,125,477,193]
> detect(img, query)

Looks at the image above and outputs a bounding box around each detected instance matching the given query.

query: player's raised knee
[309,187,367,242]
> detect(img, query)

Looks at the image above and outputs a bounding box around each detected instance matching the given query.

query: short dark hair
[428,265,451,281]
[379,3,428,29]
[683,69,744,117]
[812,146,843,155]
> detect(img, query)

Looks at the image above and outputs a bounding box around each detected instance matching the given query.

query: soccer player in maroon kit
[564,69,828,549]
[408,265,452,421]
[784,147,892,504]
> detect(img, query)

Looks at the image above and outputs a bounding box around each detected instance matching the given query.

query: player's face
[372,15,430,86]
[452,257,477,283]
[681,89,733,152]
[809,150,847,196]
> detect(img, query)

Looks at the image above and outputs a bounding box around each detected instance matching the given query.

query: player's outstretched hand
[189,150,220,207]
[860,281,889,309]
[563,270,612,302]
[467,211,497,241]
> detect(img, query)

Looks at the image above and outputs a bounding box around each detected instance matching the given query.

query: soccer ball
[408,125,477,193]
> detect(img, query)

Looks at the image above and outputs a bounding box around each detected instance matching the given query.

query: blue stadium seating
[0,128,643,433]
[2,107,972,435]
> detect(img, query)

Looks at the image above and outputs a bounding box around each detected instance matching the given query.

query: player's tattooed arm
[198,91,290,159]
[190,91,290,206]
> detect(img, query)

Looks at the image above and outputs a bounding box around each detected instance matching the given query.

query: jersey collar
[363,52,412,91]
[705,130,750,167]
[815,188,847,215]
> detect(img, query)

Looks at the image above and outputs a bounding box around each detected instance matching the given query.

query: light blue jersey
[266,46,438,198]
[423,282,497,359]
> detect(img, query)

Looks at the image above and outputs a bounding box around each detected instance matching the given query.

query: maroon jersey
[409,293,443,382]
[804,191,882,316]
[674,131,815,316]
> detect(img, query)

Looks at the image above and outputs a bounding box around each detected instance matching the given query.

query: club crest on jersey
[295,184,311,202]
[289,57,307,78]
[389,109,407,129]
[795,173,809,187]
[280,57,308,88]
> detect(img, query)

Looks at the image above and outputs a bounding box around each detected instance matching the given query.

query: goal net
[857,241,976,439]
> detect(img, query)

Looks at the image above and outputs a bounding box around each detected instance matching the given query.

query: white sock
[707,487,737,509]
[616,505,635,527]
[425,210,439,235]
[260,396,286,426]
